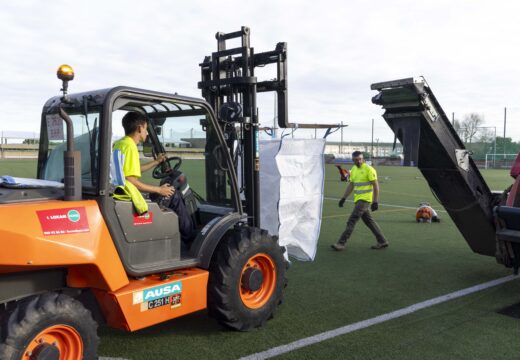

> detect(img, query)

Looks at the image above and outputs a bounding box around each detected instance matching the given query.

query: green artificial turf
[0,159,37,178]
[1,159,519,359]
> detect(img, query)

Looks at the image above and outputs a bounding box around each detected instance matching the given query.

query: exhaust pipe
[59,106,81,201]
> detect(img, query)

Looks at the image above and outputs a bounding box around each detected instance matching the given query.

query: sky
[1,0,520,143]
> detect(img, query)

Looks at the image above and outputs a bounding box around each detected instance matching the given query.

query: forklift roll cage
[38,87,240,209]
[37,86,245,276]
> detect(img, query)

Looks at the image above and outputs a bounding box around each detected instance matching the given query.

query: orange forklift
[0,28,294,359]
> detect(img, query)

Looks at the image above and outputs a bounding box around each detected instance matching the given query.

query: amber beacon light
[57,64,74,81]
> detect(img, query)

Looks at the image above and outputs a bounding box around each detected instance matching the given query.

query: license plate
[147,296,170,310]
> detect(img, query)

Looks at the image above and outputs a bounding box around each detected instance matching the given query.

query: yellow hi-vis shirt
[350,162,377,203]
[112,136,148,214]
[112,136,141,178]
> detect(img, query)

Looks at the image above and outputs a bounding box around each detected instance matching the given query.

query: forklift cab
[37,87,244,276]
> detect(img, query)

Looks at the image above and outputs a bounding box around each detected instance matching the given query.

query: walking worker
[331,151,388,251]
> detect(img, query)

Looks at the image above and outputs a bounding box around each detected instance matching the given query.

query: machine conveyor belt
[371,78,498,256]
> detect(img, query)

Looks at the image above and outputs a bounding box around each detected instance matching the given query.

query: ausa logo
[133,281,182,304]
[67,209,81,222]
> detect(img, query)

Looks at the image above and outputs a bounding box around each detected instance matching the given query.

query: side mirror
[155,125,162,136]
[142,136,154,157]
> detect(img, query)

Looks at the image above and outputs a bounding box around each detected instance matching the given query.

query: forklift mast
[371,78,500,257]
[199,26,288,227]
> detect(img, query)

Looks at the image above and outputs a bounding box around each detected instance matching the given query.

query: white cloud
[1,0,520,142]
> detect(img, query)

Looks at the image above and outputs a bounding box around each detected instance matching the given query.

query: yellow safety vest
[113,181,149,215]
[112,137,148,215]
[350,163,377,203]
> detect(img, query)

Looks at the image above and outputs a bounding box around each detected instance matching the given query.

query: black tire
[0,292,99,360]
[208,226,288,331]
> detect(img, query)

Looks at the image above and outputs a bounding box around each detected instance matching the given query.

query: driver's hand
[159,184,174,198]
[156,153,168,164]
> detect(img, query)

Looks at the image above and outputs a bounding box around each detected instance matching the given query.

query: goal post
[485,154,518,169]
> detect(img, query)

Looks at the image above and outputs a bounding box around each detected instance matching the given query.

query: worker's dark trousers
[338,200,387,245]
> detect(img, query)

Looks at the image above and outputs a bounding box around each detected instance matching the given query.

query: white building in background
[325,141,403,158]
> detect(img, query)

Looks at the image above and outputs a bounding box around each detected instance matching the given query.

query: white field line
[324,197,448,213]
[240,275,518,360]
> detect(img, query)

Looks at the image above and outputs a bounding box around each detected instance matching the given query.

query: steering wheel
[152,156,182,179]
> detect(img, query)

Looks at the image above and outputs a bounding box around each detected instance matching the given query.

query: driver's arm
[140,153,167,173]
[126,176,174,197]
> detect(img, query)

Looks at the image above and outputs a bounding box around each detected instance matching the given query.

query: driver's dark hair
[122,111,147,135]
[352,150,363,158]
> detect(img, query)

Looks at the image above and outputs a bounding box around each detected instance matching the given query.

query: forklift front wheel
[208,227,287,331]
[0,292,99,360]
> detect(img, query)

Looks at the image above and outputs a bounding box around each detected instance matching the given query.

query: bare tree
[453,118,469,142]
[478,128,494,143]
[461,113,484,144]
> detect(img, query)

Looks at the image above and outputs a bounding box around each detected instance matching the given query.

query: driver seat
[108,149,182,267]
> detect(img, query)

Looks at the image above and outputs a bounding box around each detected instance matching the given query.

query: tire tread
[208,226,288,331]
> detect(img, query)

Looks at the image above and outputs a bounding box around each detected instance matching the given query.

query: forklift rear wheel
[0,292,98,360]
[208,227,287,331]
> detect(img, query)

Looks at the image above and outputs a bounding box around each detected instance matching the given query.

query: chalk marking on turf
[324,197,447,213]
[240,275,518,360]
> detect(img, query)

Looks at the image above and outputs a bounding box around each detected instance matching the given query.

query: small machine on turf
[0,27,317,359]
[371,77,520,273]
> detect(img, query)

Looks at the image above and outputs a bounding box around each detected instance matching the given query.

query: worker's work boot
[370,242,389,250]
[331,243,346,251]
